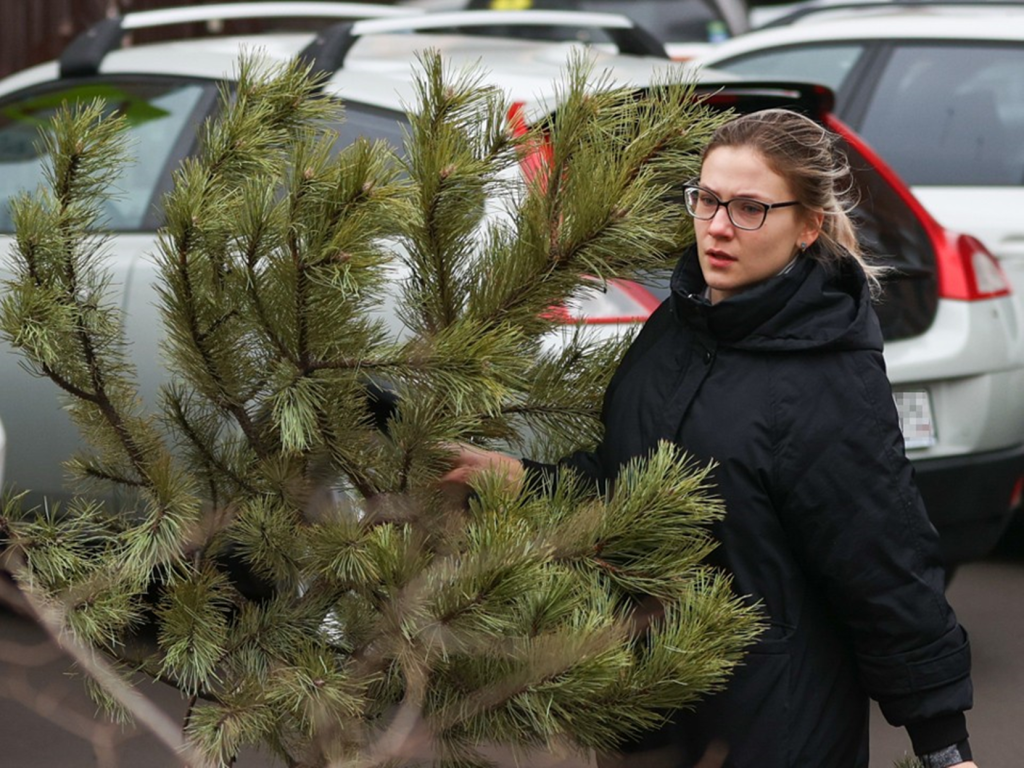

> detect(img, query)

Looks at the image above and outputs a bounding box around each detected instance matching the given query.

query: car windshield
[857,43,1024,186]
[0,80,412,233]
[0,79,214,232]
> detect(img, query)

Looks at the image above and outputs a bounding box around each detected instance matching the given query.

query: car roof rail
[58,2,423,79]
[298,8,668,78]
[760,0,1024,28]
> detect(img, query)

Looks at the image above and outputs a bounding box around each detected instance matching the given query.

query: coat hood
[669,244,882,353]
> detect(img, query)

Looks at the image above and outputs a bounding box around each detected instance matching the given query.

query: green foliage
[0,48,760,768]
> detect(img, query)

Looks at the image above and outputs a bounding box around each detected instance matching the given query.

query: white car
[691,2,1024,556]
[0,2,1019,564]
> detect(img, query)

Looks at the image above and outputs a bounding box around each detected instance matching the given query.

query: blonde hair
[704,109,884,298]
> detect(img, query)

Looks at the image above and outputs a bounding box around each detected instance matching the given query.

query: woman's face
[694,145,823,304]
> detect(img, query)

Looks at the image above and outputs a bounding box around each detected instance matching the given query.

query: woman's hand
[439,442,525,496]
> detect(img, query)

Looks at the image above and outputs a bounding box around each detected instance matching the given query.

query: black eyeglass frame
[682,184,801,231]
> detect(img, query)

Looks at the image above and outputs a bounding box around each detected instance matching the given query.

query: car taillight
[507,101,552,190]
[506,104,659,325]
[938,234,1012,301]
[824,114,1011,302]
[1011,476,1024,512]
[547,278,661,325]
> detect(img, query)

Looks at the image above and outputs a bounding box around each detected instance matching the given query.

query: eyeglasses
[682,184,800,231]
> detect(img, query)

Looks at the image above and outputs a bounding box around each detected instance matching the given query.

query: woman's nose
[707,204,734,235]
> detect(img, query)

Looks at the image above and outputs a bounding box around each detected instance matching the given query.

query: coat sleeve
[520,447,610,496]
[520,300,679,496]
[772,348,972,755]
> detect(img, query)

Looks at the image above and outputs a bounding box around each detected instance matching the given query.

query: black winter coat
[541,247,973,767]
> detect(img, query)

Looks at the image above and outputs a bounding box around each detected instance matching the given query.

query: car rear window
[571,0,730,41]
[710,42,867,94]
[858,43,1024,187]
[843,137,938,340]
[0,78,215,232]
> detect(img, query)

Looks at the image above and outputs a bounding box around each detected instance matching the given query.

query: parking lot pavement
[0,604,196,768]
[4,552,1022,767]
[868,550,1024,767]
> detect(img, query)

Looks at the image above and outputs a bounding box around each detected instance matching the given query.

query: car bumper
[913,442,1024,564]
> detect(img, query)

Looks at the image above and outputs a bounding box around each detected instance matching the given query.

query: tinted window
[858,44,1024,186]
[711,43,867,94]
[843,137,938,340]
[574,0,726,42]
[0,80,212,232]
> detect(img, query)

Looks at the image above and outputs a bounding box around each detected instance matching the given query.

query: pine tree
[0,50,763,768]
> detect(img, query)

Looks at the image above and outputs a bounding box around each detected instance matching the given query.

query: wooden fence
[2,0,124,79]
[0,0,394,79]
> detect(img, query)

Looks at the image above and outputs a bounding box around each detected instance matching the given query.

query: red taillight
[938,234,1012,301]
[1011,476,1024,512]
[548,278,661,325]
[507,101,552,190]
[823,114,1011,303]
[507,104,659,325]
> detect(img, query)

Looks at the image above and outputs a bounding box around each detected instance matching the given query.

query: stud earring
[798,242,808,252]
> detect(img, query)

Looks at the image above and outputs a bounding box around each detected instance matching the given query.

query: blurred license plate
[893,390,936,449]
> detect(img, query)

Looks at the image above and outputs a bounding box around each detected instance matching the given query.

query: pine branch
[162,384,257,497]
[1,47,760,768]
[1,101,202,580]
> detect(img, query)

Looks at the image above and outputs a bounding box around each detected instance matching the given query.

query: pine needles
[0,49,761,768]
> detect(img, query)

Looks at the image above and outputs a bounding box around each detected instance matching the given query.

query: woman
[444,109,977,768]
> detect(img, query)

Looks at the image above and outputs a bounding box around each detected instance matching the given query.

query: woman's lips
[706,249,737,268]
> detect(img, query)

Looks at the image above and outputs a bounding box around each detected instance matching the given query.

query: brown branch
[40,361,100,403]
[165,394,255,496]
[46,176,153,482]
[174,234,267,459]
[195,309,238,345]
[245,243,293,363]
[293,236,311,371]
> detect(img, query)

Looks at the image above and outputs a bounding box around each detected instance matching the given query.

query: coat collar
[669,244,882,352]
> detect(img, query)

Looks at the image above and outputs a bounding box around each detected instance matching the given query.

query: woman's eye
[738,201,765,217]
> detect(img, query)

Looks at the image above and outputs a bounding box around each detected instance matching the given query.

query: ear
[798,210,825,250]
